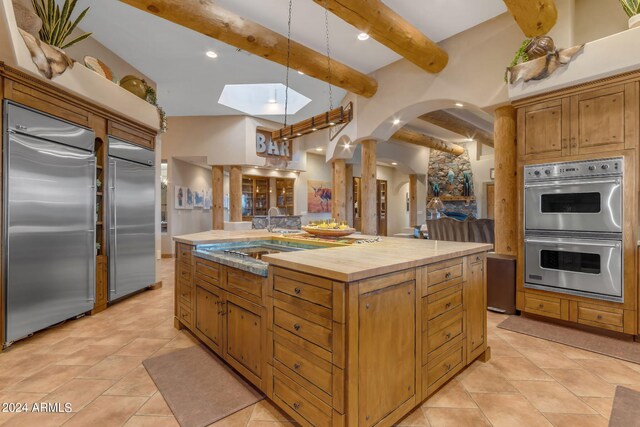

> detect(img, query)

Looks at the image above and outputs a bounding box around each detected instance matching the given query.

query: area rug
[143,345,264,427]
[609,386,640,426]
[497,315,640,364]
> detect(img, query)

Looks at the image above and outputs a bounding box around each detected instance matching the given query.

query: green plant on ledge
[620,0,640,17]
[504,39,531,83]
[144,83,167,133]
[31,0,92,49]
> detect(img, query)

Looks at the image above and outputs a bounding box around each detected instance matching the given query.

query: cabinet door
[224,294,263,379]
[571,84,635,155]
[359,282,415,427]
[195,285,222,350]
[520,98,570,161]
[465,258,486,361]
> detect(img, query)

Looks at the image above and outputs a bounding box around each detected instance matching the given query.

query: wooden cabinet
[276,178,295,215]
[358,282,415,427]
[352,177,388,235]
[465,257,486,361]
[242,176,270,219]
[195,284,223,349]
[225,294,263,378]
[519,98,569,160]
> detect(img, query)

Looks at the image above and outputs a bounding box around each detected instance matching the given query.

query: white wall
[574,0,628,45]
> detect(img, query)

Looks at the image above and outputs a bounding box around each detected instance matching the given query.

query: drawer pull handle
[293,362,301,370]
[445,302,452,309]
[538,304,544,309]
[476,256,481,261]
[294,287,301,295]
[597,315,603,320]
[294,323,301,331]
[445,363,452,371]
[445,332,452,339]
[293,402,301,410]
[445,272,452,279]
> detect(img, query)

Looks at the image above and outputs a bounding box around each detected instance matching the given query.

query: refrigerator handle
[109,160,117,296]
[88,157,96,303]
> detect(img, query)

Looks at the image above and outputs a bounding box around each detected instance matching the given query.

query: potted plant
[619,0,640,28]
[31,0,92,49]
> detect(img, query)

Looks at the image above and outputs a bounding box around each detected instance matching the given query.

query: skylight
[218,84,311,116]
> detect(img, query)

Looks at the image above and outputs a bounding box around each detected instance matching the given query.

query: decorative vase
[119,75,147,99]
[629,14,640,29]
[524,36,556,60]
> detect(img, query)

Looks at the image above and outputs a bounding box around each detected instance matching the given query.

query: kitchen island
[173,230,492,427]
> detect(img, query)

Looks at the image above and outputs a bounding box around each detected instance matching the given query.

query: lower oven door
[524,236,622,302]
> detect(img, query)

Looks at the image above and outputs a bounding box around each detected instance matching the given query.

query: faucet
[267,207,280,232]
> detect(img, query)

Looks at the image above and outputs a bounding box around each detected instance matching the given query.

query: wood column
[332,159,347,222]
[229,165,243,222]
[494,105,518,256]
[346,163,354,227]
[409,174,418,227]
[212,166,224,229]
[361,140,378,236]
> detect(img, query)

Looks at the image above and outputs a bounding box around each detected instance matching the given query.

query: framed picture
[204,189,212,210]
[185,188,194,209]
[175,186,185,209]
[490,168,495,180]
[307,180,332,213]
[194,190,204,208]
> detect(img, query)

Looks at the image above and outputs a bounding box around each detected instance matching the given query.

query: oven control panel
[524,157,623,181]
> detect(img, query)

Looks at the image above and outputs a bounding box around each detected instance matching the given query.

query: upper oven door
[524,177,622,233]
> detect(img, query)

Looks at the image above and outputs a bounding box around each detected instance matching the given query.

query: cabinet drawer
[469,253,485,265]
[178,279,193,307]
[524,294,562,318]
[424,310,464,357]
[227,268,263,301]
[194,257,221,284]
[274,339,332,395]
[177,303,192,327]
[273,371,331,427]
[577,303,623,331]
[176,243,193,265]
[274,275,332,308]
[274,307,332,351]
[177,262,192,283]
[423,340,465,396]
[425,284,463,321]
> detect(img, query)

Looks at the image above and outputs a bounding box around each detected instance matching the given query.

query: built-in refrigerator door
[5,132,95,344]
[108,157,155,301]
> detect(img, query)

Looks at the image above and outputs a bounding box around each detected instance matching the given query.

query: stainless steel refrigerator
[107,138,155,301]
[3,101,96,345]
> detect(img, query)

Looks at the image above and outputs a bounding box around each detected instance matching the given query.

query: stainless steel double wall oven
[523,157,624,302]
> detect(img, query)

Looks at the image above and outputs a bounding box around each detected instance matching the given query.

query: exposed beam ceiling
[392,128,465,156]
[312,0,448,73]
[502,0,557,37]
[119,0,378,98]
[420,110,494,148]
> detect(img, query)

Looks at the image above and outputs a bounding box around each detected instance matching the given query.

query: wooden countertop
[174,230,493,282]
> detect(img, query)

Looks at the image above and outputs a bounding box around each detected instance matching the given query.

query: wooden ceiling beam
[502,0,558,37]
[420,110,494,148]
[119,0,378,98]
[392,128,465,156]
[312,0,448,73]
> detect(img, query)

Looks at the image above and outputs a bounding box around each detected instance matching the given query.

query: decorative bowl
[302,225,356,238]
[119,75,147,99]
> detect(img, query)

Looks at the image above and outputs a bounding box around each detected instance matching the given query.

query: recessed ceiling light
[312,128,317,131]
[283,137,288,140]
[455,102,464,107]
[357,33,370,41]
[298,70,304,75]
[296,133,302,136]
[391,162,398,166]
[267,98,277,104]
[316,147,324,151]
[329,122,336,126]
[466,138,475,142]
[393,119,400,125]
[206,50,218,59]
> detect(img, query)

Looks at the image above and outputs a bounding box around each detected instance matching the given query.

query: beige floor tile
[486,337,522,358]
[77,355,146,380]
[0,411,73,427]
[8,365,88,393]
[510,380,596,414]
[40,378,114,412]
[576,358,640,385]
[53,345,122,366]
[0,376,25,391]
[496,330,553,349]
[423,379,478,408]
[580,397,614,419]
[0,353,62,378]
[33,337,93,355]
[458,363,517,393]
[518,346,581,369]
[547,343,610,361]
[423,407,489,427]
[123,415,180,427]
[544,368,616,397]
[62,395,148,427]
[207,405,256,427]
[472,393,553,427]
[94,331,141,347]
[245,422,295,427]
[164,332,199,349]
[116,338,171,358]
[104,366,158,397]
[543,413,608,427]
[250,400,294,422]
[489,356,552,381]
[137,391,174,417]
[0,392,48,425]
[395,407,430,426]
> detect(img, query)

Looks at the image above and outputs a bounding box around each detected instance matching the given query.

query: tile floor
[0,258,637,426]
